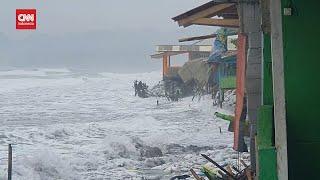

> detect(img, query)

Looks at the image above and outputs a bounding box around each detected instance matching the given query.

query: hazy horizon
[0,0,217,73]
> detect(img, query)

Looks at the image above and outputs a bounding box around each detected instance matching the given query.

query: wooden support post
[162,57,164,78]
[162,55,170,77]
[162,55,167,77]
[8,144,12,180]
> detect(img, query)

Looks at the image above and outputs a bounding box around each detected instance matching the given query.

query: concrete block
[246,78,262,93]
[247,63,262,77]
[248,32,263,48]
[248,94,262,110]
[248,109,258,123]
[247,48,262,64]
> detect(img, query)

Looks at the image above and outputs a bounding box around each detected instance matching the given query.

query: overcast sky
[0,0,216,72]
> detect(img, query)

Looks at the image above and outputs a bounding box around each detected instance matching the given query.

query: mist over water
[0,68,241,179]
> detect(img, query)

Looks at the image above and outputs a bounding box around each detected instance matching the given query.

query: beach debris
[134,80,149,98]
[201,154,253,180]
[190,168,205,180]
[169,174,190,180]
[201,164,221,180]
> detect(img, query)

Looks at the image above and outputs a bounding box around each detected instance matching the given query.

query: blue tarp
[208,28,237,63]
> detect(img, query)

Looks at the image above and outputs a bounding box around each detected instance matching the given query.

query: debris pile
[133,80,149,98]
[186,154,253,180]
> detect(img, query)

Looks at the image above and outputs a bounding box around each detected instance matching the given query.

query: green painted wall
[281,0,320,178]
[257,33,277,180]
[258,147,277,180]
[257,106,274,149]
[263,35,273,106]
[220,76,236,89]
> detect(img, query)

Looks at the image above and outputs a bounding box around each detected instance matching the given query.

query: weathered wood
[192,18,239,27]
[245,168,253,180]
[232,165,241,173]
[179,34,217,42]
[201,154,237,180]
[151,52,185,59]
[177,3,235,27]
[270,0,289,179]
[8,144,12,180]
[163,55,169,77]
[190,169,204,180]
[156,45,212,52]
[227,165,235,178]
[240,160,248,168]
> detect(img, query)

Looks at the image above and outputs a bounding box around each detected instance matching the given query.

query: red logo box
[16,9,36,30]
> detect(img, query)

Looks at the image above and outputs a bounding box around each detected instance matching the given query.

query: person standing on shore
[134,80,138,96]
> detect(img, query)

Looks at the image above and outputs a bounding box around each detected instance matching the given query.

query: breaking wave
[0,68,242,179]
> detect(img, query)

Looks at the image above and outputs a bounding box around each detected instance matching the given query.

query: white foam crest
[12,150,77,180]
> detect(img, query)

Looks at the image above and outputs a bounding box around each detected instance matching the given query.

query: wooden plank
[190,169,204,180]
[151,53,164,59]
[150,52,185,59]
[179,34,217,42]
[177,3,235,27]
[156,45,212,52]
[270,0,289,179]
[192,18,239,27]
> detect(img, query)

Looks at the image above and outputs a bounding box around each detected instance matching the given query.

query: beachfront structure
[173,0,320,179]
[260,0,320,179]
[150,45,212,79]
[177,31,239,105]
[172,0,249,156]
[172,0,263,177]
[238,0,320,179]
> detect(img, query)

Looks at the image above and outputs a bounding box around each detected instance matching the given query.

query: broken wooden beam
[179,34,217,42]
